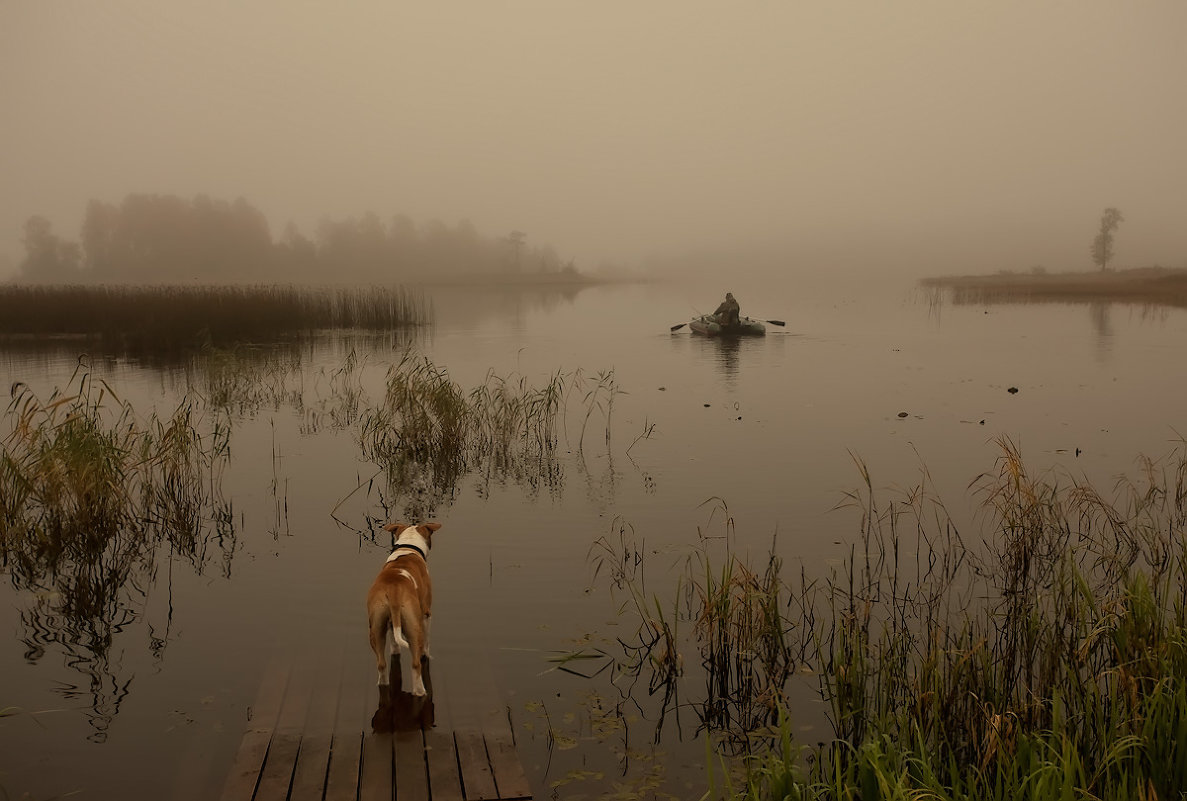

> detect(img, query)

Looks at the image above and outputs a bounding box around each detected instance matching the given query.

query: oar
[670,322,687,331]
[759,318,786,327]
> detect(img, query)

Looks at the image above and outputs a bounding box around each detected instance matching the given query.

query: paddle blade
[670,323,687,331]
[765,319,786,326]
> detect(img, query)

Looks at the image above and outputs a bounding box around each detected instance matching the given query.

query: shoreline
[920,266,1187,306]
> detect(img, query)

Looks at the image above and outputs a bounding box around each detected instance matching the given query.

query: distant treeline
[17,194,577,283]
[920,266,1187,308]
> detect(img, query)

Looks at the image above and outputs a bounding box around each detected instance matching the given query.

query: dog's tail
[391,603,410,650]
[394,598,424,658]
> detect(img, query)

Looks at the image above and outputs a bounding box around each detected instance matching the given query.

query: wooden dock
[218,648,532,801]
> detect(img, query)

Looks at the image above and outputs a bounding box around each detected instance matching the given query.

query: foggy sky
[3,2,1185,279]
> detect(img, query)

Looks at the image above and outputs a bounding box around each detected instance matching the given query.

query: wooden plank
[324,647,372,801]
[484,732,532,800]
[359,728,393,801]
[254,660,316,801]
[289,648,346,801]
[454,729,497,801]
[394,728,429,801]
[359,650,392,801]
[450,661,532,799]
[424,729,463,801]
[252,733,302,801]
[219,659,291,801]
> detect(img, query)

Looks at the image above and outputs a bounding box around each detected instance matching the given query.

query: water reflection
[370,656,435,733]
[1089,302,1114,362]
[2,366,236,740]
[424,282,587,333]
[671,331,778,388]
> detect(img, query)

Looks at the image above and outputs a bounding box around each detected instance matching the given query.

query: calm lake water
[3,273,1187,799]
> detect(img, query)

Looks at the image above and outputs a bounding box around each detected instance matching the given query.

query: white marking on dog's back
[396,568,418,589]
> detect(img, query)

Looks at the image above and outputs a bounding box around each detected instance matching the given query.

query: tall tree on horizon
[1090,207,1124,271]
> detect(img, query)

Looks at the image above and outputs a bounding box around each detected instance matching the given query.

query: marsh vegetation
[597,441,1187,798]
[0,283,431,353]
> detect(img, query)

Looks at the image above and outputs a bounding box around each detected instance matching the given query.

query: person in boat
[714,292,740,327]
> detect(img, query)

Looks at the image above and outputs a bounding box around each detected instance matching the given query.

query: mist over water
[3,2,1187,796]
[3,3,1186,280]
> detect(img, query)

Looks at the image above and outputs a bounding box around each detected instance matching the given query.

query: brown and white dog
[366,521,441,696]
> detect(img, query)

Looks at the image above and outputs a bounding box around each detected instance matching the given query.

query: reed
[595,438,1187,798]
[0,283,431,352]
[1,361,234,739]
[359,352,610,519]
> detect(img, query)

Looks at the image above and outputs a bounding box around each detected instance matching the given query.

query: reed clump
[0,283,431,352]
[601,439,1187,798]
[359,352,586,518]
[1,363,234,739]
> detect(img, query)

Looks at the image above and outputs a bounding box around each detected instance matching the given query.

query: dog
[366,521,441,696]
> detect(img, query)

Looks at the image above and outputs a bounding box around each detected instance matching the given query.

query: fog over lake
[3,2,1186,279]
[3,4,1187,799]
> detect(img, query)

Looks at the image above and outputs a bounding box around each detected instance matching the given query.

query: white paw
[412,679,427,697]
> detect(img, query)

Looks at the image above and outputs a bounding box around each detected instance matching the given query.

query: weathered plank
[359,651,393,801]
[218,659,291,801]
[324,647,370,801]
[455,729,497,801]
[289,647,345,801]
[254,660,316,800]
[484,731,532,800]
[424,728,464,801]
[359,728,393,801]
[393,728,430,801]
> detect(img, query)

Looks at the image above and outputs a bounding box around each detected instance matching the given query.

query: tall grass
[0,283,431,352]
[598,438,1187,798]
[1,362,234,739]
[358,352,611,519]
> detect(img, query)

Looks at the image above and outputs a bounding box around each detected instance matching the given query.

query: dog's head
[383,521,442,550]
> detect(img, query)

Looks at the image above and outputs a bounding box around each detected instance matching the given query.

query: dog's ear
[383,522,410,534]
[419,521,442,548]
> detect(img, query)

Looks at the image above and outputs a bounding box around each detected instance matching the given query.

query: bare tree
[1090,207,1124,271]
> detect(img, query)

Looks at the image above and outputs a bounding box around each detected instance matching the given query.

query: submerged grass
[0,283,431,352]
[598,439,1187,799]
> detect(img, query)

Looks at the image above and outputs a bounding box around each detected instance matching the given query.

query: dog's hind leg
[400,606,428,696]
[368,607,391,686]
[423,615,432,661]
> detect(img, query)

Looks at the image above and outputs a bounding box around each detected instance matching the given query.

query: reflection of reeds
[1,361,233,739]
[599,440,1187,797]
[360,352,610,519]
[0,284,431,352]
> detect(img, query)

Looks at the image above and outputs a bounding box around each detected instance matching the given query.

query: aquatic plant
[358,352,610,519]
[0,283,431,353]
[595,439,1187,798]
[0,361,234,739]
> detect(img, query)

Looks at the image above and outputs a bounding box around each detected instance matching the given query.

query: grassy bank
[600,441,1187,798]
[920,266,1187,307]
[0,283,431,352]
